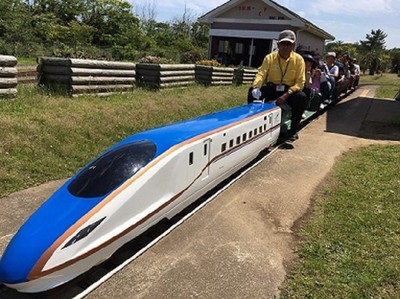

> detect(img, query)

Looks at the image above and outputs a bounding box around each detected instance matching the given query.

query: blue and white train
[0,102,281,293]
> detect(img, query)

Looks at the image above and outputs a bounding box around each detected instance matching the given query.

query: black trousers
[248,84,308,135]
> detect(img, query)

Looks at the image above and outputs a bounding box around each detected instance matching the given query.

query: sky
[130,0,400,49]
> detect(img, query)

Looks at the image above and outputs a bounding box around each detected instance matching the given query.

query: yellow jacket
[252,51,305,94]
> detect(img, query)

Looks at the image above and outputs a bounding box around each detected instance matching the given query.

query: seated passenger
[248,30,307,142]
[325,52,340,101]
[339,53,353,90]
[302,53,332,110]
[351,58,361,88]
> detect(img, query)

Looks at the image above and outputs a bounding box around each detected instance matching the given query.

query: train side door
[187,138,212,186]
[201,138,212,180]
[268,113,273,140]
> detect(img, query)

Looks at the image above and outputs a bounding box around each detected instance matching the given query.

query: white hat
[278,30,296,43]
[327,52,336,58]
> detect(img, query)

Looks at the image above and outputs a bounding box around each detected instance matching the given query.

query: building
[198,0,335,67]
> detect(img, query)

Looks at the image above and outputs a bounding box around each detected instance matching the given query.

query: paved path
[1,85,399,298]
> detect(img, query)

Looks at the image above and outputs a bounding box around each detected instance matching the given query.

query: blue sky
[130,0,400,49]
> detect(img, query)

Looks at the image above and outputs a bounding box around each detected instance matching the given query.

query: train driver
[248,30,307,142]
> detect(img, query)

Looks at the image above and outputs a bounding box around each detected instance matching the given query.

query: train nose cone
[0,250,30,284]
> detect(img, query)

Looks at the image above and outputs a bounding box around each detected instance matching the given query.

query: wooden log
[136,69,196,77]
[70,68,135,77]
[69,58,135,70]
[41,65,136,77]
[158,64,195,70]
[159,70,195,76]
[159,75,195,83]
[0,88,17,96]
[0,78,18,88]
[39,57,135,70]
[159,81,195,88]
[71,76,136,85]
[0,55,17,67]
[0,67,18,77]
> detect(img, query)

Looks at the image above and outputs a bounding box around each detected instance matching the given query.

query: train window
[189,152,194,165]
[254,128,258,135]
[236,136,241,145]
[229,139,234,148]
[68,140,157,198]
[242,133,247,142]
[221,143,227,152]
[204,144,208,156]
[259,126,262,132]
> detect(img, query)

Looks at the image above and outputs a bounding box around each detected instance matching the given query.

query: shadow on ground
[326,97,400,141]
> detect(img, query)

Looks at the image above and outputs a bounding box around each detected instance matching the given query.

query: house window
[242,133,247,142]
[218,40,229,52]
[204,144,208,156]
[235,43,244,54]
[236,136,241,145]
[229,139,234,148]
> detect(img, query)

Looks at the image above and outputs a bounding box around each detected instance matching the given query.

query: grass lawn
[0,84,248,197]
[359,73,400,99]
[282,145,400,298]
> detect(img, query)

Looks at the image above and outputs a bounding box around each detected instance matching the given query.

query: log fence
[38,57,136,96]
[1,57,257,98]
[195,66,235,86]
[136,64,196,89]
[0,55,18,97]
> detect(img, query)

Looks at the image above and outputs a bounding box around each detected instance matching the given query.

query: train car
[0,102,281,293]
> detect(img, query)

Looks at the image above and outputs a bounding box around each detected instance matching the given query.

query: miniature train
[0,101,283,293]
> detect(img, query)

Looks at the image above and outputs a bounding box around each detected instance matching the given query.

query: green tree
[0,0,40,56]
[359,29,387,75]
[389,48,400,73]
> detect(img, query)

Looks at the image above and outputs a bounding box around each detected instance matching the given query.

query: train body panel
[0,102,281,293]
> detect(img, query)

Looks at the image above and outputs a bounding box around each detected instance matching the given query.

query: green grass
[282,145,400,298]
[0,84,248,197]
[360,73,400,99]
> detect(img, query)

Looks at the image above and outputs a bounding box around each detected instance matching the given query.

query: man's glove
[251,88,261,100]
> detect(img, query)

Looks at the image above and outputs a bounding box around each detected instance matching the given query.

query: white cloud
[306,0,393,16]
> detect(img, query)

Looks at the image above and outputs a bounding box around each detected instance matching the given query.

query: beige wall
[218,0,289,20]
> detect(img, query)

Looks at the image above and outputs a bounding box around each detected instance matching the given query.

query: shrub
[138,55,175,64]
[195,59,222,67]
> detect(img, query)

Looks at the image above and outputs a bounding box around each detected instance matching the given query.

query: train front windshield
[68,140,157,198]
